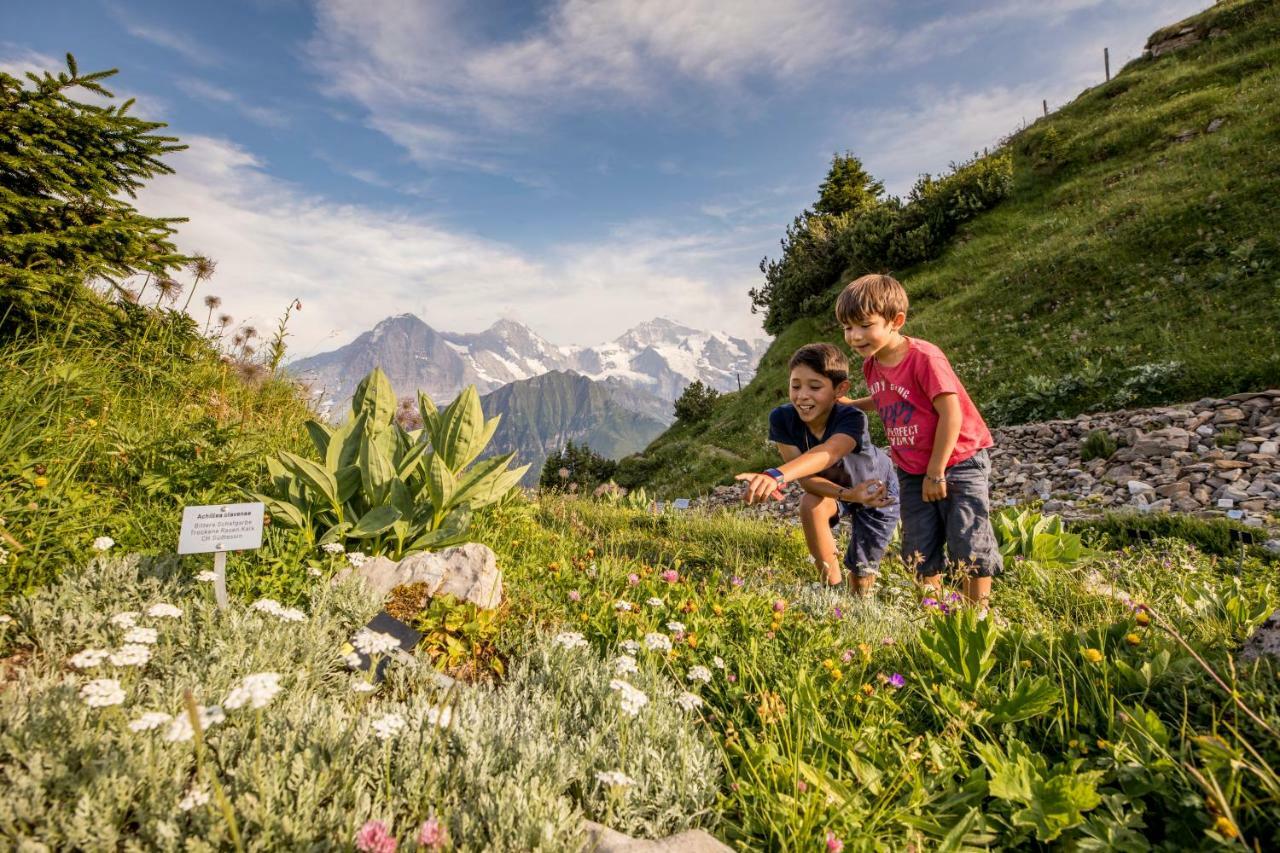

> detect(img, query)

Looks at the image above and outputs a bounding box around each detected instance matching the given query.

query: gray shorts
[897,448,1002,579]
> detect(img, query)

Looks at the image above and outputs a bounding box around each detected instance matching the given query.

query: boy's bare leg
[918,574,943,594]
[848,572,876,597]
[964,575,992,610]
[798,493,842,585]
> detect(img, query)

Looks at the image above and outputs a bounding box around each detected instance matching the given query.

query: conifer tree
[813,152,885,218]
[0,54,188,338]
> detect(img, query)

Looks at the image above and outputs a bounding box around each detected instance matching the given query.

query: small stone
[1206,117,1225,133]
[1127,480,1155,496]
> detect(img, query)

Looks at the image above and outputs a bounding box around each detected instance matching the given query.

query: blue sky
[2,0,1206,357]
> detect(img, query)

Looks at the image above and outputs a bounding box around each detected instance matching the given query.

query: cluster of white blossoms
[686,666,712,684]
[147,603,183,619]
[195,571,218,583]
[371,712,406,740]
[424,705,453,728]
[177,787,210,812]
[163,705,225,743]
[346,552,369,569]
[646,598,665,608]
[608,679,648,717]
[351,680,377,693]
[675,692,704,712]
[109,611,139,629]
[92,536,115,552]
[613,655,638,676]
[613,600,633,612]
[108,644,151,667]
[619,639,640,655]
[321,542,345,555]
[552,631,588,650]
[713,656,725,669]
[123,626,158,645]
[643,633,672,653]
[128,712,173,732]
[595,770,636,788]
[70,648,111,669]
[249,599,306,621]
[224,672,284,710]
[352,628,400,657]
[666,621,686,634]
[80,678,125,707]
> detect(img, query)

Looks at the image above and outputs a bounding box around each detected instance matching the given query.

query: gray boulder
[334,543,502,609]
[582,822,731,853]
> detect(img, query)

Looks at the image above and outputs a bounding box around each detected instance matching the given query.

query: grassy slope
[619,0,1280,498]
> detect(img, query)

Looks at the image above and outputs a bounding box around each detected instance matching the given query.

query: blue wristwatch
[764,467,785,483]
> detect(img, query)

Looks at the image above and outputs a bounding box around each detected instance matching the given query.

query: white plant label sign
[178,502,264,609]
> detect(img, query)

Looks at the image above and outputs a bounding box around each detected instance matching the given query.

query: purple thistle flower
[888,673,905,688]
[731,576,744,588]
[945,592,963,604]
[627,573,640,586]
[833,606,843,619]
[841,649,854,663]
[921,597,940,610]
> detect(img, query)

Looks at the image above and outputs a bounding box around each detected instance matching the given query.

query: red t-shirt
[861,337,993,475]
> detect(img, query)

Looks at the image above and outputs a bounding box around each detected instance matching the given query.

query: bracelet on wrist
[764,467,785,484]
[926,474,946,485]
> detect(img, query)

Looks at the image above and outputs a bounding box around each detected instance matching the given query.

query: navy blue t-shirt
[768,402,895,490]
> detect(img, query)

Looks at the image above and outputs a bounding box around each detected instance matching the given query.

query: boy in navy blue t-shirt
[736,343,899,595]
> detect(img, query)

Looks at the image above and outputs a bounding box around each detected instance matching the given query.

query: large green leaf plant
[254,369,527,558]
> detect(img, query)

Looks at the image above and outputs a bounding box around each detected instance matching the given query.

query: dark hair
[788,343,848,387]
[835,273,909,324]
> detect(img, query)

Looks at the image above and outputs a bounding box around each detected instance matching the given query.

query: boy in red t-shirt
[836,274,1002,608]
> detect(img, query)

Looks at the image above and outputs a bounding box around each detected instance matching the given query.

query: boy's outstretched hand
[735,472,784,505]
[847,479,895,508]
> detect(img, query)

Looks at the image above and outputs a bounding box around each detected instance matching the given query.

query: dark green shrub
[1080,429,1118,462]
[539,440,617,494]
[673,380,720,423]
[1074,512,1272,559]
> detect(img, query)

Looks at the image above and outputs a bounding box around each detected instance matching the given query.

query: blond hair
[835,274,909,325]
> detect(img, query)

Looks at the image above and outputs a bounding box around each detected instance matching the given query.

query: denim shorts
[830,476,900,578]
[896,448,1002,579]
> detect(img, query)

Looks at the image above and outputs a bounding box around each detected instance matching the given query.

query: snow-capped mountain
[290,314,769,419]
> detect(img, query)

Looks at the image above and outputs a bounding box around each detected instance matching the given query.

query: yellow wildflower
[580,613,589,622]
[1213,816,1237,839]
[1082,647,1104,664]
[33,476,49,489]
[1135,610,1151,627]
[1125,633,1141,646]
[860,683,875,697]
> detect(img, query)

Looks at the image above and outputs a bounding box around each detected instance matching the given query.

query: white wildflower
[0,547,8,568]
[613,600,633,612]
[676,692,704,711]
[643,632,672,653]
[92,536,115,552]
[80,678,125,708]
[666,621,687,634]
[69,648,110,669]
[321,542,345,555]
[250,599,284,616]
[371,712,406,740]
[596,769,636,787]
[109,644,152,667]
[552,631,588,650]
[351,681,377,693]
[619,639,640,655]
[123,626,158,645]
[109,611,139,629]
[128,712,172,732]
[163,706,225,742]
[344,652,362,669]
[346,552,369,569]
[224,672,283,710]
[277,607,306,622]
[646,597,665,608]
[425,705,453,728]
[195,571,217,582]
[608,679,649,717]
[0,614,11,624]
[686,665,712,684]
[713,656,725,669]
[614,655,638,676]
[147,603,183,619]
[352,628,400,656]
[177,787,210,812]
[307,566,323,577]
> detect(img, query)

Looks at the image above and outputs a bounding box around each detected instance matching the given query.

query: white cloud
[118,18,220,67]
[0,47,62,79]
[176,78,290,128]
[133,135,767,356]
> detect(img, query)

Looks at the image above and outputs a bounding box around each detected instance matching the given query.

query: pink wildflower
[417,818,445,848]
[568,590,581,602]
[881,636,896,646]
[355,819,397,853]
[841,649,854,664]
[730,576,744,588]
[661,569,679,583]
[627,573,640,586]
[727,673,737,682]
[772,599,786,613]
[796,780,807,792]
[888,673,905,688]
[826,832,844,852]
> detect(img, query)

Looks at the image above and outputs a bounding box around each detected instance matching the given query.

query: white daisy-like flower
[352,628,400,657]
[109,644,152,667]
[0,614,11,624]
[123,626,158,645]
[250,599,284,616]
[277,607,306,622]
[344,652,363,669]
[614,655,638,676]
[321,542,345,555]
[346,552,369,569]
[69,648,110,669]
[425,705,453,728]
[552,631,588,650]
[163,706,225,742]
[596,769,636,787]
[147,603,183,619]
[109,611,139,629]
[666,621,687,634]
[675,692,704,711]
[195,571,218,582]
[307,566,323,577]
[686,665,712,684]
[643,632,672,653]
[613,600,633,612]
[177,786,210,812]
[608,679,648,717]
[371,712,406,740]
[128,712,173,732]
[619,639,640,655]
[224,672,283,710]
[351,681,377,693]
[646,597,665,608]
[92,536,115,552]
[712,656,725,669]
[80,678,125,707]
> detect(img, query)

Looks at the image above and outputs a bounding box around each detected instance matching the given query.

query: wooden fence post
[1104,47,1111,81]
